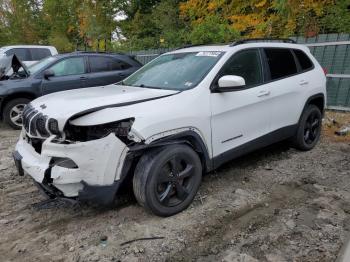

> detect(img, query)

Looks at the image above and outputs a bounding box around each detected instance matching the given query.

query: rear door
[41,56,87,95]
[87,56,133,87]
[262,48,309,131]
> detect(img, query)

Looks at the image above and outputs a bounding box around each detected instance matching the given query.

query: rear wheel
[293,105,322,151]
[3,98,30,129]
[133,144,202,217]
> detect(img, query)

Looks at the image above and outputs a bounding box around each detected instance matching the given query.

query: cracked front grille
[22,104,51,138]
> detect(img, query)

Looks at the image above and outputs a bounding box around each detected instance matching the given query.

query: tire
[3,98,31,129]
[133,144,202,217]
[292,105,322,151]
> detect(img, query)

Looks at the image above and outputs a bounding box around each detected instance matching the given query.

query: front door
[210,48,272,163]
[41,57,87,95]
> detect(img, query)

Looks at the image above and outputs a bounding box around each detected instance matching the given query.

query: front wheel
[3,98,31,129]
[133,144,202,217]
[292,105,322,151]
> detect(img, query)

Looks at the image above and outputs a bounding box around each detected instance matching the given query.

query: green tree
[320,0,350,33]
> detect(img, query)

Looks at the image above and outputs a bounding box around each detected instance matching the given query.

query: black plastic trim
[300,93,326,119]
[129,130,213,172]
[78,181,121,206]
[230,38,296,46]
[213,125,298,169]
[12,151,24,176]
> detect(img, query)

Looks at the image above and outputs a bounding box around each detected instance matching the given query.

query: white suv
[0,45,58,66]
[14,39,326,216]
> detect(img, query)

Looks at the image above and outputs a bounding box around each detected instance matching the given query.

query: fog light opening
[51,157,78,169]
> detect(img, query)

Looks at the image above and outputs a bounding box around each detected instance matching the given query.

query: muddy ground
[0,112,350,262]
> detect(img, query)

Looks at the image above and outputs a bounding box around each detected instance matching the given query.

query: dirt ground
[0,112,350,262]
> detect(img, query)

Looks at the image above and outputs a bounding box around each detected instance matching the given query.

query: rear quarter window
[30,48,52,61]
[264,48,298,80]
[89,56,131,72]
[293,49,314,71]
[5,48,31,61]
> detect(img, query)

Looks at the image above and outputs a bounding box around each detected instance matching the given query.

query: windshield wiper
[136,84,163,90]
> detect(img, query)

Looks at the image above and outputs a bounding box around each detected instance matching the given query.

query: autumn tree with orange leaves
[0,0,349,50]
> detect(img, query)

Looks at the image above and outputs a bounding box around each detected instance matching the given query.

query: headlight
[64,118,135,143]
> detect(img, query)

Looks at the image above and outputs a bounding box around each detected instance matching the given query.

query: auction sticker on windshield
[196,51,222,57]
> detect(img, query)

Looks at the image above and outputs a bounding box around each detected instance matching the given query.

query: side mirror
[217,75,245,91]
[43,69,55,79]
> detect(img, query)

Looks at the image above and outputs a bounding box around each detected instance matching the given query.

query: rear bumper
[14,131,128,204]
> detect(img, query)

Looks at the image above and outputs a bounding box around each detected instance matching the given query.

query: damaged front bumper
[14,131,128,205]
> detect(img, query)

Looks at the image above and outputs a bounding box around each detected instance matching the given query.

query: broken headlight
[64,118,135,144]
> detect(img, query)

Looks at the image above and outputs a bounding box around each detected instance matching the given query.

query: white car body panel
[14,42,327,199]
[210,81,272,157]
[16,131,127,197]
[31,84,179,130]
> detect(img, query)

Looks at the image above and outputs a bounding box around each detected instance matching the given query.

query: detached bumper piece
[78,181,121,206]
[13,151,24,176]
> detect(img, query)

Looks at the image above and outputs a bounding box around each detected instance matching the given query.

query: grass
[323,110,350,143]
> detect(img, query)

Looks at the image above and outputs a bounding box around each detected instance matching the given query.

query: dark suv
[0,52,142,128]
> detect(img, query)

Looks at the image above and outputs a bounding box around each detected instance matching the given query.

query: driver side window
[49,57,85,77]
[220,49,263,87]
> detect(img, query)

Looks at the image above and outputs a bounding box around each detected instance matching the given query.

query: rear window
[5,48,31,61]
[89,56,131,72]
[264,48,298,80]
[30,48,51,61]
[293,49,313,71]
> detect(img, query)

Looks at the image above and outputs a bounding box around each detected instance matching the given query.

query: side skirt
[212,125,298,169]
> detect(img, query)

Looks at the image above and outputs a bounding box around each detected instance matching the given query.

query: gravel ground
[0,115,350,262]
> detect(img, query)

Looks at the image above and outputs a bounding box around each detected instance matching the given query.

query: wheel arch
[1,92,36,118]
[297,93,325,125]
[304,93,325,116]
[129,130,212,173]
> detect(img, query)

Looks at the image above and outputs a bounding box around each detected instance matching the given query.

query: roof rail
[175,43,227,50]
[72,50,126,55]
[230,38,296,46]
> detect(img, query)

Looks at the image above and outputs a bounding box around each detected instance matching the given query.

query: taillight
[322,67,328,75]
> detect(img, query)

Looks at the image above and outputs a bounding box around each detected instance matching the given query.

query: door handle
[299,80,309,86]
[80,76,87,81]
[257,90,270,97]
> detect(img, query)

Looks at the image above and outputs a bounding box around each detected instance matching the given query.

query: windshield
[123,51,224,90]
[28,56,57,75]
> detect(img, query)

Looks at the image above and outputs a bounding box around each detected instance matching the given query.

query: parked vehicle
[13,39,326,217]
[0,52,142,128]
[0,45,58,66]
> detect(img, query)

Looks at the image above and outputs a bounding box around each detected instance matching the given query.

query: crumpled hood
[0,54,29,80]
[30,84,179,128]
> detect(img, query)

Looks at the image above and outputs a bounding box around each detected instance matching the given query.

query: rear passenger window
[5,48,31,61]
[293,49,313,71]
[219,49,263,87]
[30,48,51,61]
[89,56,131,72]
[264,48,297,80]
